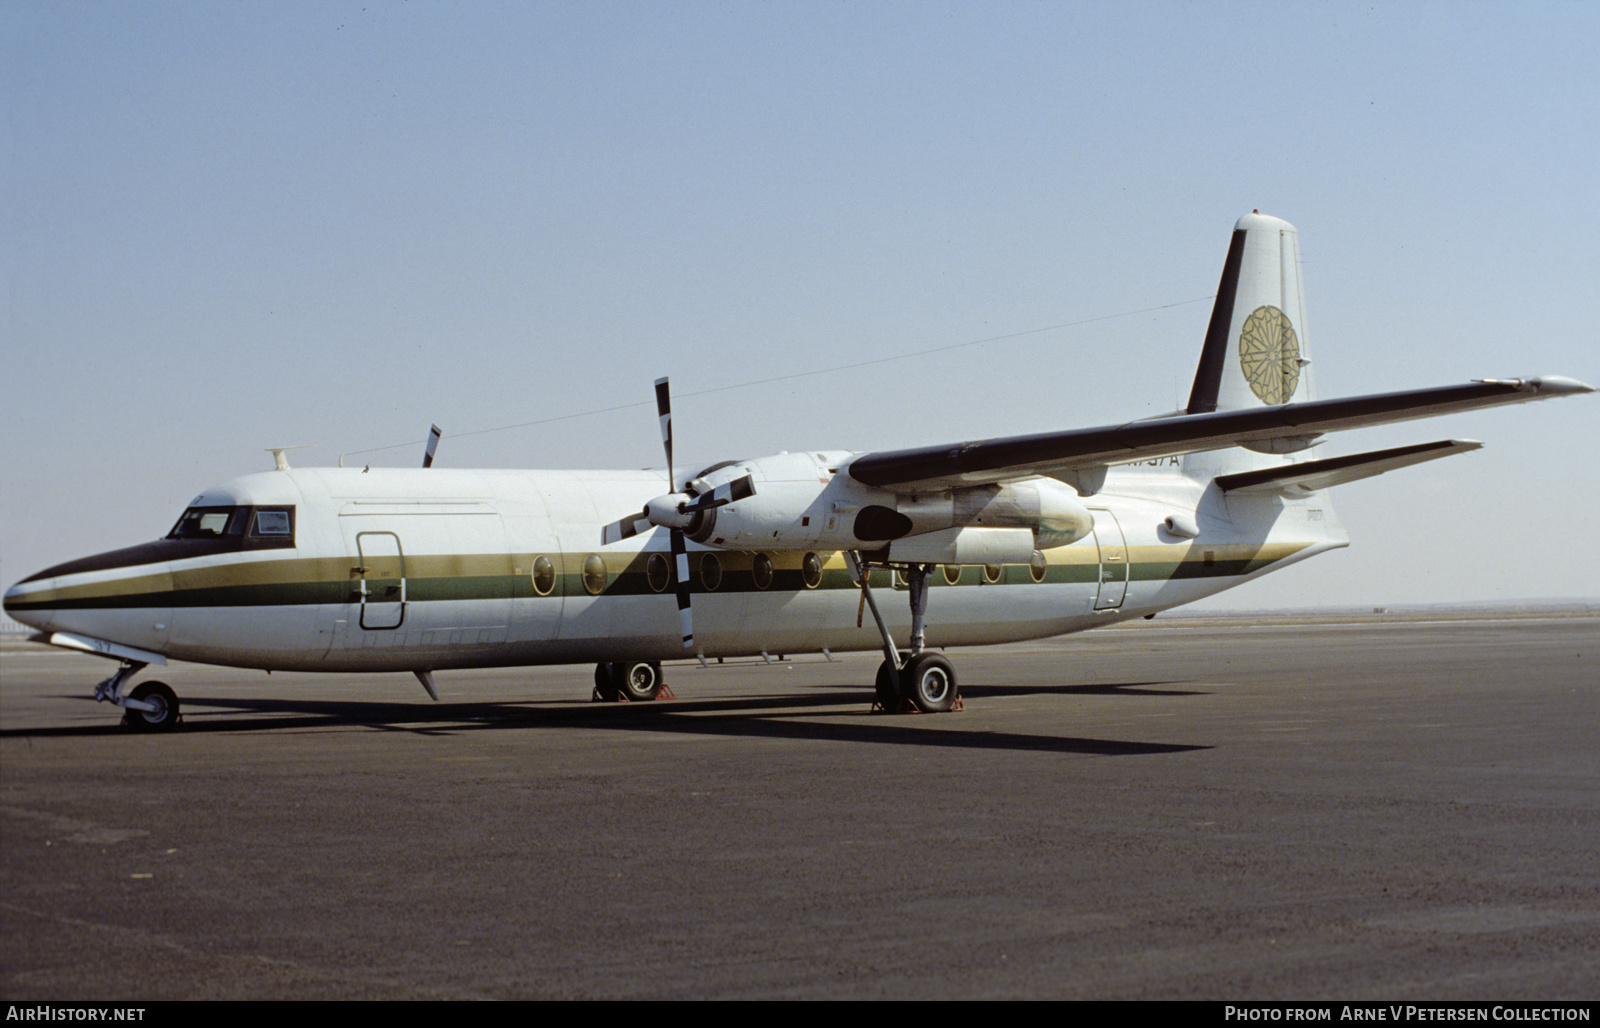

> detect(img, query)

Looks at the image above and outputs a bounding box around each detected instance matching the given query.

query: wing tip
[1474,375,1595,396]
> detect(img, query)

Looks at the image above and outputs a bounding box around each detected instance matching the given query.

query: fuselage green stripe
[10,542,1306,611]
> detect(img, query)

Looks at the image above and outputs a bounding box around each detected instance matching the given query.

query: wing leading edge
[845,376,1593,492]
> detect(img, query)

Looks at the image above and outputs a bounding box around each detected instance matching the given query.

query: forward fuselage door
[1089,507,1128,610]
[354,530,406,629]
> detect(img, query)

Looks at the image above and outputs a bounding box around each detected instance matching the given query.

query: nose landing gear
[94,661,184,732]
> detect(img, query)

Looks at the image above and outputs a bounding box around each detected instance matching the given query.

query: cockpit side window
[249,507,295,543]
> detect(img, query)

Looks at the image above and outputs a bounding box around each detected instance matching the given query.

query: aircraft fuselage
[3,462,1343,675]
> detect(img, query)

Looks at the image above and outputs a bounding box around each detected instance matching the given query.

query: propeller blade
[681,473,755,513]
[422,424,442,468]
[601,512,653,546]
[671,528,694,649]
[603,376,697,648]
[654,376,674,487]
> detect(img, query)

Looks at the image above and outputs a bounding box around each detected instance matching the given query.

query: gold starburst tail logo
[1238,305,1300,404]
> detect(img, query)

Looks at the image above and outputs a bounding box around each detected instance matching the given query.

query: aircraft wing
[845,376,1592,492]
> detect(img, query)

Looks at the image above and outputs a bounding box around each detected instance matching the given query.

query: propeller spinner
[600,377,757,649]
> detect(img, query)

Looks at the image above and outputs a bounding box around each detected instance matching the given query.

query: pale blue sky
[3,1,1596,608]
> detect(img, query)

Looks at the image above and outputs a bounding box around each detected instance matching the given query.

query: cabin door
[353,530,406,629]
[1090,508,1128,610]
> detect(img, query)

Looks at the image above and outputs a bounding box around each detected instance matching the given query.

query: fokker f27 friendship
[5,212,1591,730]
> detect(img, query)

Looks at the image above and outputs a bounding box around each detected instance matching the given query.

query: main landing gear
[94,661,183,732]
[592,661,674,703]
[848,551,962,714]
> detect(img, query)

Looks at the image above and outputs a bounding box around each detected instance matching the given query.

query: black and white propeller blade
[680,474,756,512]
[422,424,441,468]
[656,376,695,649]
[600,511,654,546]
[655,376,674,482]
[599,376,760,650]
[671,527,693,649]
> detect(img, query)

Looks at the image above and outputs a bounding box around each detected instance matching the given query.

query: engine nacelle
[880,478,1094,550]
[683,452,1094,556]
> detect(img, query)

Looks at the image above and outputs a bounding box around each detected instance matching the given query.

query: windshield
[169,506,244,539]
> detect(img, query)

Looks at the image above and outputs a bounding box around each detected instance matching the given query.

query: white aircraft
[5,212,1591,731]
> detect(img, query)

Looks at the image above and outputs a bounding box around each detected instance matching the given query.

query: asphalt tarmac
[2,613,1596,1000]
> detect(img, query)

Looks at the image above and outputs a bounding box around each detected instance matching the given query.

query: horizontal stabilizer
[1215,439,1481,494]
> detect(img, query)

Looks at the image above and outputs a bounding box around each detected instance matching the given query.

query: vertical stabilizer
[1185,212,1321,481]
[1187,211,1315,415]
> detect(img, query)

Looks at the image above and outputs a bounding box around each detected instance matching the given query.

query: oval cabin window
[532,555,556,596]
[582,554,608,596]
[646,552,670,593]
[700,553,723,591]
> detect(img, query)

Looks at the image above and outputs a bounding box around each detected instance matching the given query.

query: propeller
[599,377,757,650]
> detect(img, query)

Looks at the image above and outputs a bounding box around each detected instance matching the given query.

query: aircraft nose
[4,546,176,653]
[4,578,50,632]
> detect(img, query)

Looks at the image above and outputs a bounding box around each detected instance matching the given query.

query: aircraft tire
[123,681,181,732]
[617,662,663,702]
[903,653,957,713]
[875,657,904,711]
[592,663,620,702]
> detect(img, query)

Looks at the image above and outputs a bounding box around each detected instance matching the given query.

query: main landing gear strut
[94,661,183,732]
[846,551,961,714]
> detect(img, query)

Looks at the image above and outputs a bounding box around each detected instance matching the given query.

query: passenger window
[532,555,557,596]
[646,552,670,593]
[700,553,723,591]
[582,555,608,595]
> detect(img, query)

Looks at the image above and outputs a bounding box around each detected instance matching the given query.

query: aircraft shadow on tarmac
[4,683,1212,756]
[959,680,1209,699]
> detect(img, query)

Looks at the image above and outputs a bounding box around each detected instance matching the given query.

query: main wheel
[592,663,620,702]
[617,661,663,702]
[875,657,903,710]
[123,681,181,732]
[903,653,957,713]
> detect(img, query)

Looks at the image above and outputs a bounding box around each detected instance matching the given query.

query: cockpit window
[167,505,296,549]
[251,508,293,536]
[169,506,243,539]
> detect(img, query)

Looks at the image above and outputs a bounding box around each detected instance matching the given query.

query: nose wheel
[93,661,184,731]
[122,681,182,732]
